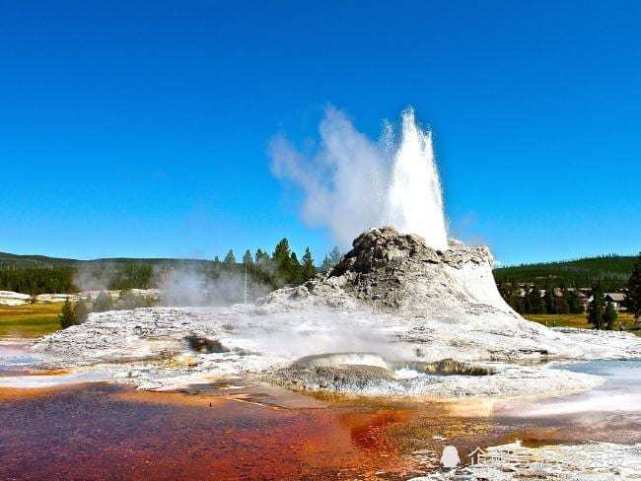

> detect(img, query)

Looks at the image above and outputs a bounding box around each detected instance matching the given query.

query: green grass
[524,312,637,330]
[0,303,62,338]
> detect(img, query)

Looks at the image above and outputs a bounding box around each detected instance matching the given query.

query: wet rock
[293,352,390,370]
[274,364,395,392]
[185,335,229,354]
[412,359,495,376]
[331,226,438,275]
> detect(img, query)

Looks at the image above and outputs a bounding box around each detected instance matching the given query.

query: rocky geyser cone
[261,226,502,315]
[330,227,441,275]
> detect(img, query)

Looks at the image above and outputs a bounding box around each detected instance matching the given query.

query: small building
[566,288,591,311]
[605,292,627,311]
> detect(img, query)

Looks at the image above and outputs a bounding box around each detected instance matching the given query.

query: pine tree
[567,289,584,314]
[272,239,291,265]
[289,252,303,284]
[320,256,332,273]
[243,249,253,266]
[626,253,641,325]
[255,249,270,266]
[556,288,570,314]
[320,246,342,273]
[328,247,342,265]
[604,301,619,330]
[528,286,544,314]
[498,281,512,304]
[272,238,294,285]
[588,284,606,330]
[523,286,533,313]
[223,250,236,266]
[543,282,556,314]
[59,298,77,329]
[509,285,524,313]
[302,247,315,281]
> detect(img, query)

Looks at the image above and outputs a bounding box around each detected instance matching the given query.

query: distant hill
[0,251,78,268]
[0,252,216,295]
[0,251,211,269]
[493,255,638,290]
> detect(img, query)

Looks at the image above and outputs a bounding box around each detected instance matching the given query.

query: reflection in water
[496,360,641,445]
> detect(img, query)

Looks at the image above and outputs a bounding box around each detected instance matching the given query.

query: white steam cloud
[158,267,271,306]
[269,106,448,250]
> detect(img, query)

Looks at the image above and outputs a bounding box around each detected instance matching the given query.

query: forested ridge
[0,241,342,296]
[494,255,636,291]
[2,250,637,296]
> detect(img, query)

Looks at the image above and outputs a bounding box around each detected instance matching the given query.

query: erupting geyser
[270,107,449,249]
[25,105,641,406]
[386,109,448,251]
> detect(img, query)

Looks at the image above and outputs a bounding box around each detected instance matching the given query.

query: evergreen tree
[498,281,512,304]
[272,239,291,265]
[320,256,332,273]
[543,282,556,314]
[108,263,153,290]
[75,298,90,324]
[119,289,151,309]
[527,286,544,314]
[243,249,253,266]
[567,289,584,314]
[59,298,77,329]
[289,252,303,284]
[626,253,641,325]
[328,246,342,265]
[272,238,294,285]
[302,247,315,281]
[93,291,113,312]
[320,246,342,273]
[604,301,619,330]
[510,287,524,313]
[556,288,570,314]
[255,249,270,266]
[212,256,222,275]
[523,286,533,313]
[588,284,606,329]
[223,250,236,266]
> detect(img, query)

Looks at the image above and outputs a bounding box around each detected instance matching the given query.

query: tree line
[493,254,636,292]
[498,253,641,330]
[56,239,344,328]
[213,238,317,289]
[1,240,344,296]
[0,266,76,295]
[498,282,586,315]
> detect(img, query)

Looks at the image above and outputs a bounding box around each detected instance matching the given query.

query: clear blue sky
[1,1,639,265]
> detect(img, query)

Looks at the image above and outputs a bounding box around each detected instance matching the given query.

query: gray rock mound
[271,352,496,395]
[260,226,508,317]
